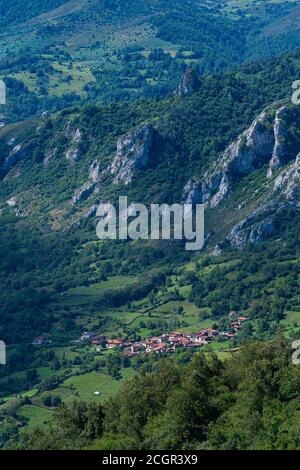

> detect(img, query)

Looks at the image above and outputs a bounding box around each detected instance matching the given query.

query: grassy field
[53,275,138,307]
[17,405,54,428]
[62,368,135,402]
[12,367,136,429]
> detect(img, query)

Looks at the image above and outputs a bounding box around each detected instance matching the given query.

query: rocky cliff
[110,124,155,185]
[183,102,300,249]
[175,69,199,97]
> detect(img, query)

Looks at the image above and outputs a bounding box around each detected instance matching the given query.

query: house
[203,328,218,336]
[106,339,123,349]
[91,336,107,346]
[168,332,183,341]
[148,336,163,344]
[225,333,235,339]
[238,316,248,323]
[190,340,208,347]
[177,337,192,347]
[190,333,205,343]
[32,336,52,346]
[80,331,94,341]
[33,336,45,346]
[149,343,166,354]
[131,343,143,353]
[230,321,241,331]
[228,310,238,319]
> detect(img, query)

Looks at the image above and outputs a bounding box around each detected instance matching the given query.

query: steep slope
[1,53,300,346]
[1,54,300,238]
[0,0,69,29]
[183,100,300,249]
[1,0,300,123]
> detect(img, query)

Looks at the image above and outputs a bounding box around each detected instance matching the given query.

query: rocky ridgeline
[183,102,296,208]
[225,146,300,249]
[71,123,155,207]
[0,122,84,178]
[182,102,300,250]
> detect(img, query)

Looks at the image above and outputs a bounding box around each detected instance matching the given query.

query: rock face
[110,124,154,184]
[182,101,300,250]
[72,182,96,205]
[182,179,203,205]
[89,160,101,182]
[226,203,278,249]
[184,102,297,209]
[267,106,289,177]
[84,204,98,220]
[219,152,300,249]
[65,127,82,162]
[273,153,300,201]
[44,148,57,167]
[66,148,80,162]
[1,144,27,173]
[176,69,199,97]
[72,160,102,205]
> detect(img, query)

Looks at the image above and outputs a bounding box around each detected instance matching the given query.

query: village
[77,315,249,357]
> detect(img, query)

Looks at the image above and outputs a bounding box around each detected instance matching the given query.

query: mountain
[0,51,300,344]
[1,1,300,452]
[1,0,300,123]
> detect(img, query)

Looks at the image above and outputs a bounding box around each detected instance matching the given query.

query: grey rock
[44,148,57,167]
[273,153,300,201]
[73,128,82,143]
[176,69,199,97]
[1,144,27,172]
[66,147,80,162]
[72,182,96,205]
[64,125,82,162]
[83,204,98,220]
[268,106,289,177]
[89,160,101,182]
[6,196,17,207]
[207,109,275,208]
[182,179,203,204]
[183,102,299,209]
[110,124,154,184]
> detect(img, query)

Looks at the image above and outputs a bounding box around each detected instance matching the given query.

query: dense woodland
[2,339,298,450]
[1,1,300,122]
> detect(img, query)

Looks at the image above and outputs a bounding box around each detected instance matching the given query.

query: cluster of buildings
[32,316,249,354]
[80,316,248,357]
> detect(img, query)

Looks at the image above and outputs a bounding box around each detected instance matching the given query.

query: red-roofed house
[106,339,123,349]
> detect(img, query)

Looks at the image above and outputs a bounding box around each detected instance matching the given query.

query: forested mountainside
[0,51,300,344]
[1,0,300,453]
[1,51,300,448]
[1,0,300,122]
[15,339,300,450]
